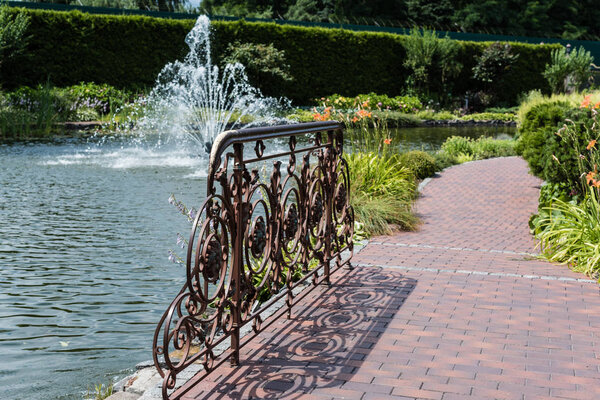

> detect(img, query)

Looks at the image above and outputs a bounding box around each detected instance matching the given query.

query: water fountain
[131,15,287,153]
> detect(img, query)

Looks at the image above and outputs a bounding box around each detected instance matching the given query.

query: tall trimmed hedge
[4,8,561,104]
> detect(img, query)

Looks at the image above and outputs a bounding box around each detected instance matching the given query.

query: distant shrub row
[4,7,561,104]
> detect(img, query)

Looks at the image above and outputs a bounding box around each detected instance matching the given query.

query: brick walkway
[182,157,600,400]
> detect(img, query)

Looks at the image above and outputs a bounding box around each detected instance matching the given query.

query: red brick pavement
[181,157,600,400]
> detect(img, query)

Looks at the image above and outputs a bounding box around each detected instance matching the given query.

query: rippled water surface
[0,125,515,400]
[0,136,209,400]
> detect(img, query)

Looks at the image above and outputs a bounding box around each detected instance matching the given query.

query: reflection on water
[0,125,514,400]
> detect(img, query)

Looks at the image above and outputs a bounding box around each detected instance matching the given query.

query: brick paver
[181,157,600,400]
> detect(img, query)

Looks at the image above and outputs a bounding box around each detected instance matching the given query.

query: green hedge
[5,8,561,104]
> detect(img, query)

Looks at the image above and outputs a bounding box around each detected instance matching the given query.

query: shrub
[514,92,600,187]
[544,46,594,94]
[472,42,519,105]
[316,93,423,113]
[398,150,437,179]
[433,150,456,170]
[222,41,292,96]
[403,28,461,101]
[441,135,472,156]
[441,135,516,162]
[65,82,133,116]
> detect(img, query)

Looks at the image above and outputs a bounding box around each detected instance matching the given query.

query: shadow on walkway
[183,266,416,399]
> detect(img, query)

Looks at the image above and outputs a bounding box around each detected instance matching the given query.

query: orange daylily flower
[595,101,600,109]
[581,95,592,108]
[586,171,596,185]
[351,116,359,123]
[593,180,600,188]
[587,139,597,150]
[384,138,392,145]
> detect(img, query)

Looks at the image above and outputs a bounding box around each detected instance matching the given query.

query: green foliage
[473,42,519,85]
[472,42,519,105]
[432,150,455,170]
[346,152,418,235]
[532,190,600,277]
[441,135,471,156]
[441,135,517,163]
[460,112,516,121]
[398,150,436,179]
[222,41,292,95]
[515,99,573,180]
[1,8,560,105]
[85,381,113,400]
[316,93,423,113]
[403,28,461,101]
[415,110,456,120]
[544,46,594,94]
[0,4,30,79]
[65,82,134,115]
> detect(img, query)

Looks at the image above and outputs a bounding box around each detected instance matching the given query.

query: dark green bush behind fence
[4,8,561,104]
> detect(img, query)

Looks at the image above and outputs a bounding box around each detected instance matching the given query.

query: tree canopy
[199,0,600,41]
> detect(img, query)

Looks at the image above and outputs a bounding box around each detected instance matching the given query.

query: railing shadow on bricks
[153,121,355,399]
[195,267,417,399]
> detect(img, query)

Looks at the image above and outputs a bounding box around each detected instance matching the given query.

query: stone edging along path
[110,156,600,400]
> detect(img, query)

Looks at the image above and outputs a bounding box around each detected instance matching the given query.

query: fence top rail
[207,121,343,181]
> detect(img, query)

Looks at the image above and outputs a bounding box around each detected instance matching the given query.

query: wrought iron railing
[152,121,354,399]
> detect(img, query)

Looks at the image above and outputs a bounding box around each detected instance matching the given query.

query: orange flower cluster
[586,168,600,188]
[580,95,600,109]
[312,106,332,121]
[351,108,373,123]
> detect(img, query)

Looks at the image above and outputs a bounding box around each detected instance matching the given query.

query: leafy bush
[441,135,516,163]
[514,92,600,187]
[473,42,519,85]
[398,150,437,179]
[441,135,472,155]
[65,82,133,116]
[403,28,461,101]
[433,150,456,170]
[472,42,519,105]
[346,152,417,235]
[316,93,423,113]
[544,46,594,94]
[222,41,292,96]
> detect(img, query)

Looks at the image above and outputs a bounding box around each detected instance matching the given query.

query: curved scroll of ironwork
[153,121,354,399]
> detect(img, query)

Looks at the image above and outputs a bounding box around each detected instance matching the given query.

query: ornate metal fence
[152,121,354,399]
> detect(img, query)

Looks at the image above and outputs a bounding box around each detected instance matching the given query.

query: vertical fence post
[323,130,335,285]
[230,143,244,367]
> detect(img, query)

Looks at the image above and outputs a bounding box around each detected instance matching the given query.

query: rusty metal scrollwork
[153,122,353,399]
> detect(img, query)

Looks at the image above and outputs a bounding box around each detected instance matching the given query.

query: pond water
[0,125,515,400]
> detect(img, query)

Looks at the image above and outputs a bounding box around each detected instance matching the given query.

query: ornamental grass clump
[346,151,418,236]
